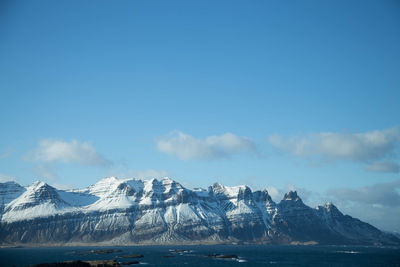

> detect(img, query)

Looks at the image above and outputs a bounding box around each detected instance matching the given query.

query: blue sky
[1,1,400,231]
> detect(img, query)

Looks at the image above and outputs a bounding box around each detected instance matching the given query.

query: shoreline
[2,242,399,249]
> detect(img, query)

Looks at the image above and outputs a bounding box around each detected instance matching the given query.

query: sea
[0,245,399,267]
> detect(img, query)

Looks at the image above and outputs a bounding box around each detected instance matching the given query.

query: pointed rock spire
[283,190,300,201]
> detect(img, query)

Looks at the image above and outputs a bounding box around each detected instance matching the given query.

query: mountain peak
[324,202,340,213]
[161,177,173,182]
[3,180,68,217]
[98,176,120,184]
[31,180,47,188]
[0,180,20,186]
[254,189,273,203]
[0,181,23,189]
[0,181,25,205]
[88,177,124,197]
[211,182,223,189]
[283,190,300,201]
[27,182,59,198]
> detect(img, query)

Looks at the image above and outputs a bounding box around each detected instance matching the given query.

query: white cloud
[327,179,400,207]
[326,179,400,232]
[264,186,282,201]
[268,127,400,171]
[156,131,256,160]
[365,161,400,173]
[346,204,400,233]
[28,139,111,166]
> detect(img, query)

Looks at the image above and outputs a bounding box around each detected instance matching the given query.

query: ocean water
[0,245,399,267]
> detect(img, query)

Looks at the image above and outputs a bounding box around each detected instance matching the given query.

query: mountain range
[0,177,399,246]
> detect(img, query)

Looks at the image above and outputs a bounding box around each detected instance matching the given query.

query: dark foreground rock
[169,249,190,253]
[120,254,143,258]
[29,260,120,267]
[93,249,122,254]
[207,254,238,259]
[120,261,139,265]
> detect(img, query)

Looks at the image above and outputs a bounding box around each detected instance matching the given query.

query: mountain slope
[0,177,398,246]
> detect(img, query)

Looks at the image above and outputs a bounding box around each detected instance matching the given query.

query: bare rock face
[0,177,399,246]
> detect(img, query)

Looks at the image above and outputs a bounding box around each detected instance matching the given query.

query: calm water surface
[0,245,399,267]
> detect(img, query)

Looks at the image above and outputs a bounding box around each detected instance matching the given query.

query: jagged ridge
[0,177,399,246]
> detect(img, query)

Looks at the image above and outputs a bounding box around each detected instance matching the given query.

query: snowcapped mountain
[0,177,399,246]
[1,181,71,223]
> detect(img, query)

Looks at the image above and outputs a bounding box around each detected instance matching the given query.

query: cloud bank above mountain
[268,127,400,173]
[24,139,111,180]
[27,139,111,166]
[328,179,400,207]
[156,131,256,160]
[326,179,400,232]
[155,128,400,173]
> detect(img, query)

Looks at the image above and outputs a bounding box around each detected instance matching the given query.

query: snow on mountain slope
[0,181,25,206]
[85,176,123,197]
[0,177,399,246]
[57,190,99,207]
[2,181,73,222]
[87,181,139,211]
